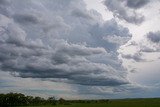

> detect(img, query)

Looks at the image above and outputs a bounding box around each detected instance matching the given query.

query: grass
[19,98,160,107]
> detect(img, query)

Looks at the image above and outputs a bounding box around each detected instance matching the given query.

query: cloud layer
[0,0,132,86]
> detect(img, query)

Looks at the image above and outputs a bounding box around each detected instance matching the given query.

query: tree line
[0,92,109,106]
[0,92,64,106]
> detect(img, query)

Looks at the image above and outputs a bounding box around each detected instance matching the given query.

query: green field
[19,98,160,107]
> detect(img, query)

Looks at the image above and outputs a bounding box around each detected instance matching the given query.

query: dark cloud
[126,0,149,9]
[0,26,128,86]
[71,9,93,19]
[121,52,145,62]
[0,0,132,86]
[104,0,146,24]
[147,31,160,43]
[140,47,157,52]
[0,0,11,17]
[90,19,131,51]
[0,0,10,5]
[0,37,127,86]
[13,13,40,24]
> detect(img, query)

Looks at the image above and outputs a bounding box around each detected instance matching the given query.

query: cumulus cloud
[90,19,131,51]
[0,35,128,86]
[120,31,160,64]
[138,31,160,53]
[104,0,148,24]
[0,0,132,87]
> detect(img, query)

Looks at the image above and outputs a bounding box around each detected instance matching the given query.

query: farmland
[19,98,160,107]
[1,93,160,107]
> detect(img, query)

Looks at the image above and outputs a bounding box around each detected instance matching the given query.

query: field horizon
[1,93,160,107]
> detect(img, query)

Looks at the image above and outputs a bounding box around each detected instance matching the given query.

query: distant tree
[59,98,66,104]
[33,96,45,105]
[26,96,34,105]
[0,93,27,106]
[47,96,57,105]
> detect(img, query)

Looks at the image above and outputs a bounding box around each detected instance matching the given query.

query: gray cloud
[137,31,160,53]
[0,0,132,87]
[74,83,147,98]
[121,31,160,64]
[0,36,128,86]
[147,31,160,43]
[104,0,146,24]
[0,0,11,17]
[90,19,131,51]
[121,52,145,62]
[126,0,149,9]
[13,13,40,25]
[71,9,93,19]
[0,0,10,5]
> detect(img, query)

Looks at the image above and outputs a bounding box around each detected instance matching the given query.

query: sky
[0,0,160,99]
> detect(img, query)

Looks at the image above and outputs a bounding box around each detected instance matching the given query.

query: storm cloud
[0,0,132,87]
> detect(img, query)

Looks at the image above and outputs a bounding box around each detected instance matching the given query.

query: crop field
[19,98,160,107]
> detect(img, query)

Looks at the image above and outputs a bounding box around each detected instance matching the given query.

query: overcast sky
[0,0,160,99]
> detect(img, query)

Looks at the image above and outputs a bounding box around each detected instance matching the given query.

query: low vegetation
[0,93,58,106]
[0,93,160,107]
